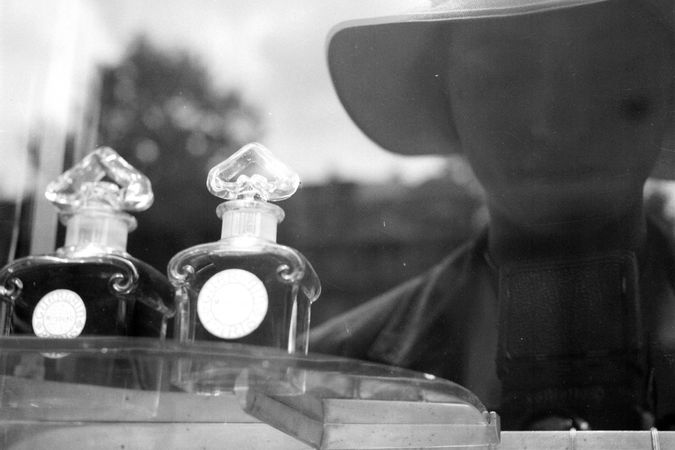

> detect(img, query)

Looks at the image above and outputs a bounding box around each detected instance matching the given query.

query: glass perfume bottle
[0,147,175,340]
[168,143,321,354]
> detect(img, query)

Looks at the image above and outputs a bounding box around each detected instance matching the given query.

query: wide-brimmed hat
[327,0,675,179]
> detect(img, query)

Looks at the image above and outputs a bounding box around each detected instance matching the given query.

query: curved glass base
[0,336,499,449]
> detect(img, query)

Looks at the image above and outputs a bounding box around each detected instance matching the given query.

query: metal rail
[500,430,675,450]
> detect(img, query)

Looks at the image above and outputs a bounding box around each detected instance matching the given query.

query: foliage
[97,36,262,269]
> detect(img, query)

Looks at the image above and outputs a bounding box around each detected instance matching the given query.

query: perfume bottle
[168,143,321,354]
[0,147,175,340]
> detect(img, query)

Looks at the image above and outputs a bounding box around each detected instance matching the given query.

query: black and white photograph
[1,0,675,448]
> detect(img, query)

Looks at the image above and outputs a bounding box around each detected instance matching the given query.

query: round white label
[197,269,268,339]
[32,289,87,338]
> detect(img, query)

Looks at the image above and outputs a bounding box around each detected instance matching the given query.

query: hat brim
[328,20,457,157]
[327,0,675,179]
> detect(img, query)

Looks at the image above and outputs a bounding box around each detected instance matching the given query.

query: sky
[1,0,452,204]
[4,0,675,253]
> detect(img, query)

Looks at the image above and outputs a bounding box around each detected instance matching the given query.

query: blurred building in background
[1,1,487,326]
[91,35,488,323]
[280,179,486,324]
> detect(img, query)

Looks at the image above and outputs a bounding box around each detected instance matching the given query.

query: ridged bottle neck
[60,208,135,255]
[216,199,284,242]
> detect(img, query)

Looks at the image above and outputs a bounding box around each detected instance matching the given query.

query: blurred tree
[97,36,262,270]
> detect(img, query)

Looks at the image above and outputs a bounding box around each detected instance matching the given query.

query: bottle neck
[217,199,284,242]
[60,208,136,256]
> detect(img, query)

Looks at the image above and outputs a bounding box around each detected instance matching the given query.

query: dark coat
[310,220,675,429]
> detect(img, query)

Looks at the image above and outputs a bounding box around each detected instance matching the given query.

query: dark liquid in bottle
[5,257,174,338]
[0,257,174,389]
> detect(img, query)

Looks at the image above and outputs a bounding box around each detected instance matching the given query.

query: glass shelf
[0,336,499,449]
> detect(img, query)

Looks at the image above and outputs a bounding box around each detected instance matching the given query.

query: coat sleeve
[308,276,425,361]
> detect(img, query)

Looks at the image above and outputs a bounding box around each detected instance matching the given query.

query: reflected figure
[312,0,675,430]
